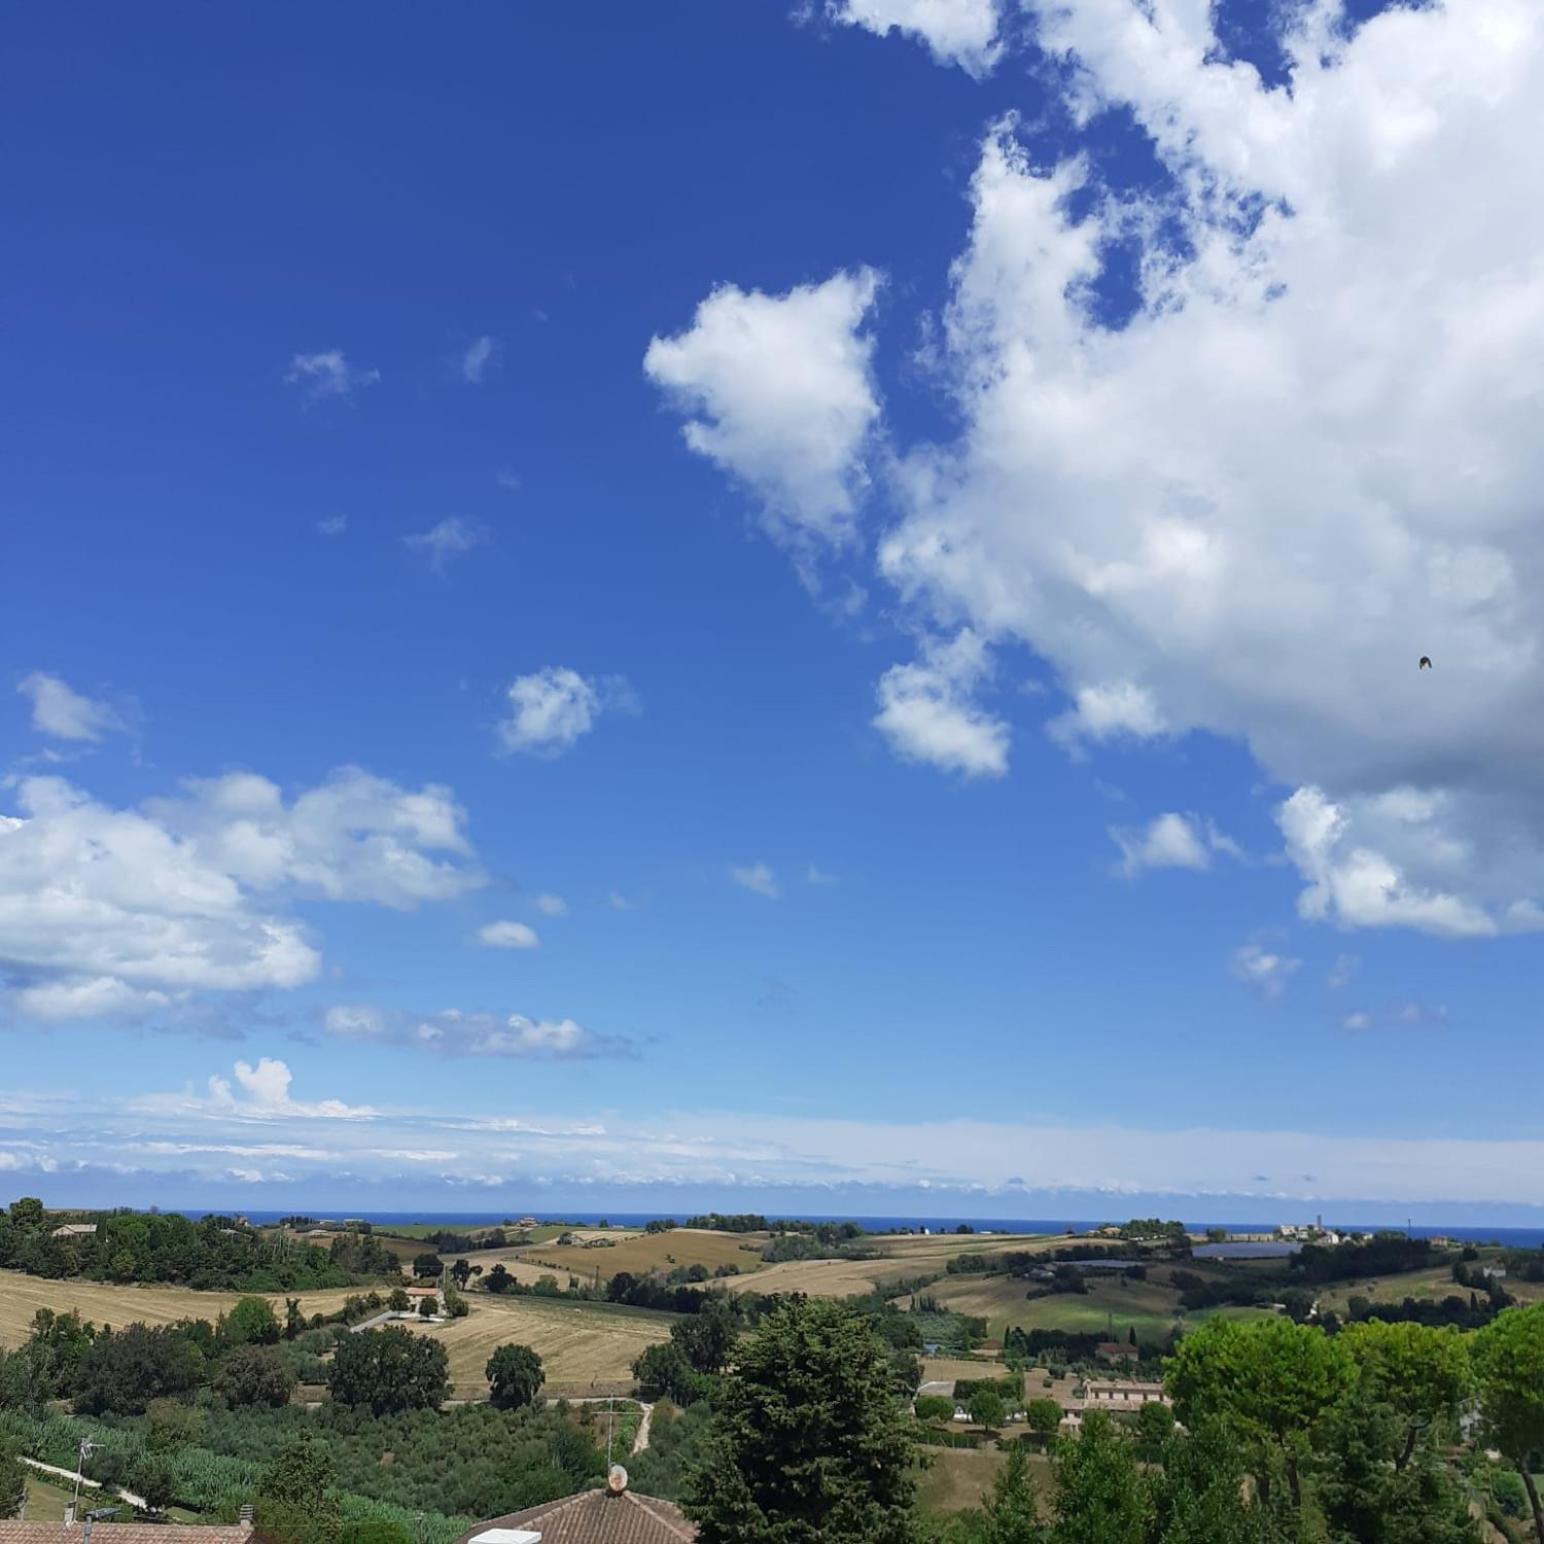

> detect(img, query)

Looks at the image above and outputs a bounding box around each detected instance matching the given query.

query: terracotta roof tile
[454,1487,696,1544]
[0,1528,251,1543]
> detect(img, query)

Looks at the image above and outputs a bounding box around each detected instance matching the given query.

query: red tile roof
[0,1528,251,1543]
[454,1488,696,1544]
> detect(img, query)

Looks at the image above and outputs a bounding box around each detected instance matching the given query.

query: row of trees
[645,1292,1544,1543]
[0,1198,392,1291]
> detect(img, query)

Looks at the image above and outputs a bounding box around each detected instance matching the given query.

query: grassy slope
[925,1272,1187,1344]
[1315,1261,1544,1317]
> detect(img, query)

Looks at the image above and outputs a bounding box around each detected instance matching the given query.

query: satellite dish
[607,1463,629,1494]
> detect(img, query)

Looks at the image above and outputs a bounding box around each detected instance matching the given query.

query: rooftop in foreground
[457,1484,696,1544]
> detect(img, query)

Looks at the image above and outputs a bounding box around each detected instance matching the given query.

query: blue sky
[4,0,1544,1222]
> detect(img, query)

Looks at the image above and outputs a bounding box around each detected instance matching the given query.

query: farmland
[0,1270,360,1350]
[720,1232,1075,1300]
[923,1269,1185,1344]
[496,1226,768,1284]
[396,1294,674,1398]
[1314,1259,1544,1317]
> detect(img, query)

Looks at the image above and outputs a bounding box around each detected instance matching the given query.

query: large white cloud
[0,768,481,1021]
[644,269,882,549]
[861,0,1544,931]
[830,0,1003,76]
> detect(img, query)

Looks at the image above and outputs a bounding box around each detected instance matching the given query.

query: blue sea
[231,1210,1544,1249]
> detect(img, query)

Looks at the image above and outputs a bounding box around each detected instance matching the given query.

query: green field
[1315,1260,1544,1317]
[926,1272,1190,1345]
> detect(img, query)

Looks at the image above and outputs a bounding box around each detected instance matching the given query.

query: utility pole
[68,1440,100,1524]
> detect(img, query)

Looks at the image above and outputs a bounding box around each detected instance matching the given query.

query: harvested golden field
[508,1227,769,1284]
[397,1295,672,1397]
[0,1270,360,1349]
[719,1234,1068,1300]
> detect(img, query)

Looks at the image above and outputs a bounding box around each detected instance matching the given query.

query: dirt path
[21,1455,148,1511]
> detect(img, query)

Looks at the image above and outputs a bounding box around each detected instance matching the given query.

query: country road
[20,1454,148,1512]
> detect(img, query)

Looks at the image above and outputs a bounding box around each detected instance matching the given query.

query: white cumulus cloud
[846,0,1544,934]
[644,269,882,549]
[0,767,480,1022]
[1110,812,1214,877]
[829,0,1002,76]
[497,667,627,757]
[873,629,1008,777]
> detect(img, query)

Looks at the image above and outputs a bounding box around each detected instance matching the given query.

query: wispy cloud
[316,515,348,537]
[1230,941,1301,999]
[284,350,380,403]
[461,335,499,383]
[534,893,568,917]
[324,1004,633,1060]
[806,863,839,886]
[18,673,124,743]
[731,862,779,899]
[403,517,488,573]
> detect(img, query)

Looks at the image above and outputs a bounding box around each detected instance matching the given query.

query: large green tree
[1472,1303,1544,1542]
[683,1297,918,1542]
[216,1344,298,1407]
[1165,1317,1354,1506]
[1050,1409,1145,1544]
[486,1343,545,1411]
[1339,1320,1472,1470]
[224,1295,282,1347]
[327,1325,449,1415]
[672,1295,740,1374]
[73,1322,205,1415]
[1312,1390,1478,1544]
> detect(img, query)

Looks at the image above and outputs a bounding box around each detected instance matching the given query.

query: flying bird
[1419,656,1432,670]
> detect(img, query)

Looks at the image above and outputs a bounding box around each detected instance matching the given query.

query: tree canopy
[486,1343,545,1411]
[327,1326,449,1416]
[683,1297,917,1542]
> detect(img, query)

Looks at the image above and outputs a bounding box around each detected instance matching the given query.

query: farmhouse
[1096,1340,1140,1362]
[456,1471,695,1543]
[1076,1377,1169,1408]
[49,1223,97,1239]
